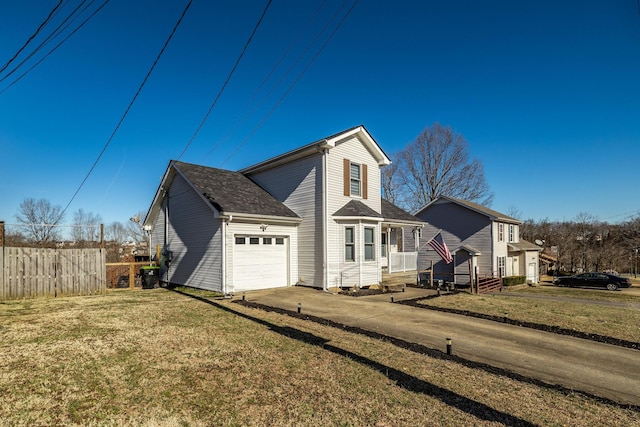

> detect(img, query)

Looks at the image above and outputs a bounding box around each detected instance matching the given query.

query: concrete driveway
[232,286,640,406]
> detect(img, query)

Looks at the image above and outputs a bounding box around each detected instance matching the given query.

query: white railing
[389,252,417,273]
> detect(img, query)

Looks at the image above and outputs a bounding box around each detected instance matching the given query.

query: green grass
[514,282,640,303]
[0,288,638,426]
[421,285,640,342]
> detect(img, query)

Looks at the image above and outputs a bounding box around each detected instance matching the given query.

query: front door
[527,262,536,283]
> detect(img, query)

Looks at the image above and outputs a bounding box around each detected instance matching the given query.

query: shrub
[502,276,526,286]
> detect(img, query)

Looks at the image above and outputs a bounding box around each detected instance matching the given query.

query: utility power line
[201,0,331,162]
[0,0,110,95]
[0,0,63,75]
[219,0,360,167]
[56,0,194,223]
[175,0,274,161]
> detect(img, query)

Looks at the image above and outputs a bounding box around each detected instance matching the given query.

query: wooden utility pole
[1,221,4,298]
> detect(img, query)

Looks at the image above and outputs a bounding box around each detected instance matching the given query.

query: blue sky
[1,0,639,231]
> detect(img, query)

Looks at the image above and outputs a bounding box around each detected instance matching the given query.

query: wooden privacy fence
[0,247,106,300]
[105,262,151,289]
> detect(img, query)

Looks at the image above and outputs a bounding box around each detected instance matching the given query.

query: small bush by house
[502,276,526,286]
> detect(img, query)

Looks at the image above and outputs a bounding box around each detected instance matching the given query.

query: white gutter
[218,212,302,225]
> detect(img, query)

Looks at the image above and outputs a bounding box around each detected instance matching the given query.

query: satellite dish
[534,239,544,246]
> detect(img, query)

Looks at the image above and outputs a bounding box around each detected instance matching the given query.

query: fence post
[474,266,479,294]
[0,221,4,299]
[129,263,136,289]
[430,259,433,287]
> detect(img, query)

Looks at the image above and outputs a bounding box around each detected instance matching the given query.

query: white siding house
[145,162,301,294]
[145,126,425,293]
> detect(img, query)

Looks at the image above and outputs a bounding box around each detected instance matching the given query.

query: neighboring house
[144,126,425,294]
[413,196,541,286]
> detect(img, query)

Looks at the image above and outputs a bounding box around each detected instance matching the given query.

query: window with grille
[345,227,355,262]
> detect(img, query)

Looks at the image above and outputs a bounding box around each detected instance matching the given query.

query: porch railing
[389,252,417,273]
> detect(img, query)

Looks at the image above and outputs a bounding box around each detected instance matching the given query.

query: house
[413,195,541,286]
[143,126,425,294]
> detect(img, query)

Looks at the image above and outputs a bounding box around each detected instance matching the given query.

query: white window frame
[364,227,375,261]
[498,223,504,242]
[345,227,355,262]
[508,224,515,242]
[350,162,361,197]
[497,256,506,277]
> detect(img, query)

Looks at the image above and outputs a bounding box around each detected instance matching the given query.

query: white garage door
[233,236,288,291]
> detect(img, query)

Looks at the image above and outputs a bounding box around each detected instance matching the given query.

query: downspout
[322,148,329,291]
[358,219,363,286]
[164,190,171,286]
[221,217,226,296]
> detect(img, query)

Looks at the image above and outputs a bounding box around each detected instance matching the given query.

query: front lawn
[0,289,637,426]
[419,286,640,343]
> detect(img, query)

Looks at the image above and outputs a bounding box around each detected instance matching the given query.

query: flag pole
[426,229,443,243]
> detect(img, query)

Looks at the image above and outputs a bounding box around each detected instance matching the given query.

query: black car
[553,272,632,291]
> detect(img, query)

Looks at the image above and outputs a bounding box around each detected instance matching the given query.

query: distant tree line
[7,123,637,274]
[520,212,640,275]
[3,197,147,263]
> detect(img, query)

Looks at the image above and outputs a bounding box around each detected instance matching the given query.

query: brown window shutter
[343,158,350,196]
[362,164,368,199]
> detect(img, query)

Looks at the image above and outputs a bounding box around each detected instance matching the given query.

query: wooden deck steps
[381,271,418,288]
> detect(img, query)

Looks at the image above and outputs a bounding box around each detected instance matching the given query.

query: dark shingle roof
[381,199,424,223]
[438,196,521,224]
[174,161,299,219]
[334,200,381,218]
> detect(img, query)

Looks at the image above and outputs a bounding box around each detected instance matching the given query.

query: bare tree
[72,209,103,246]
[519,213,640,275]
[506,205,523,220]
[381,161,400,204]
[15,198,64,245]
[105,221,129,244]
[395,123,494,212]
[127,212,147,244]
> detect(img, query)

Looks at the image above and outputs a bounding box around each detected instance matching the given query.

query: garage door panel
[234,236,288,291]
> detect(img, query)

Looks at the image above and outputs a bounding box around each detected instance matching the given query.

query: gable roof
[145,161,300,226]
[175,161,299,218]
[454,244,482,255]
[416,195,522,224]
[240,125,391,175]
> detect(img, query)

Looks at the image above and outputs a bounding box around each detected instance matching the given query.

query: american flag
[428,231,453,264]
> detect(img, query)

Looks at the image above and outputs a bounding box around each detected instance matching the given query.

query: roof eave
[220,212,302,225]
[333,215,384,222]
[382,219,425,227]
[240,126,391,175]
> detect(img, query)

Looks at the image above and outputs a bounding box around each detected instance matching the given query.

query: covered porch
[381,224,422,273]
[379,198,426,276]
